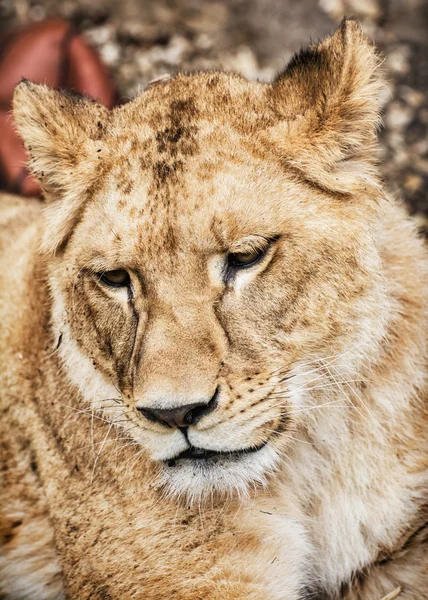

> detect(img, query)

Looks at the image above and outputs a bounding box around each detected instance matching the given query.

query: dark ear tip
[17,77,37,89]
[341,15,359,23]
[15,78,37,95]
[337,16,363,37]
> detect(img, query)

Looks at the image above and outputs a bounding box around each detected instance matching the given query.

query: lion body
[1,20,427,600]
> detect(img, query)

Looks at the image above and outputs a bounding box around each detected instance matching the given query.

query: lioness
[0,18,427,600]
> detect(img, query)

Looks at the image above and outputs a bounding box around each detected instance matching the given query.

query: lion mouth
[166,442,267,467]
[160,440,279,497]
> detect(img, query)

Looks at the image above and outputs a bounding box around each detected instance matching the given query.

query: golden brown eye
[228,248,265,268]
[100,269,130,287]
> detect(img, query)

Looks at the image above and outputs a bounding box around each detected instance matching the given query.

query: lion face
[14,20,389,499]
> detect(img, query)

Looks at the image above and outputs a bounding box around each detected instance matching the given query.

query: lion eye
[100,269,130,287]
[228,248,265,268]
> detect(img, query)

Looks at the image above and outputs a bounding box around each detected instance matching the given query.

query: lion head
[13,19,389,500]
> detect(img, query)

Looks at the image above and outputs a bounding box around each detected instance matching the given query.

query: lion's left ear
[267,18,385,194]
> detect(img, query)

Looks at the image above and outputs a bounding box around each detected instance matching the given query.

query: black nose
[138,388,218,428]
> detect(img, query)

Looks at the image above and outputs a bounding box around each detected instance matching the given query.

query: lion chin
[159,443,280,502]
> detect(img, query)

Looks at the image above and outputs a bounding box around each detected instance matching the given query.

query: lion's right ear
[13,80,109,254]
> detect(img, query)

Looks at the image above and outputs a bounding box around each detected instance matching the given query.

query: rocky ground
[1,0,427,218]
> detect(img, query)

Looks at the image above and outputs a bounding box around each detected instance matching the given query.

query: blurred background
[1,0,427,217]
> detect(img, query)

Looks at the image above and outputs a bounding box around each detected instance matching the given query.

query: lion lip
[166,441,267,466]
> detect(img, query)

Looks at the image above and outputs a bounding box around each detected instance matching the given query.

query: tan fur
[1,19,427,599]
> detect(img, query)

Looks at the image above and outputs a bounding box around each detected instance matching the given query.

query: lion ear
[267,18,385,194]
[13,80,109,254]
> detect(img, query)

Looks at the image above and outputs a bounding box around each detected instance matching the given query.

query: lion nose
[137,388,218,428]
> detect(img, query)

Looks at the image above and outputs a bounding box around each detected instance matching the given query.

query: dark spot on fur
[163,224,177,251]
[11,520,22,528]
[155,161,172,183]
[170,98,196,117]
[66,521,79,534]
[301,585,329,600]
[105,338,113,357]
[92,585,113,600]
[55,333,63,350]
[153,159,184,186]
[122,182,133,195]
[153,97,199,162]
[156,126,184,153]
[206,74,220,88]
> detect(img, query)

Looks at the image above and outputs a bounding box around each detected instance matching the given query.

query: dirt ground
[1,0,427,218]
